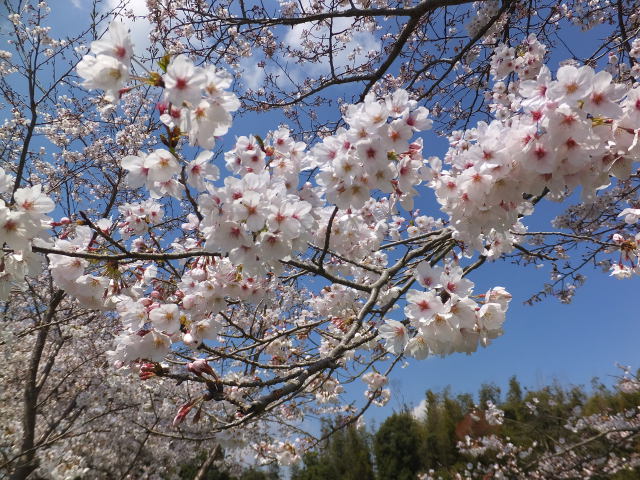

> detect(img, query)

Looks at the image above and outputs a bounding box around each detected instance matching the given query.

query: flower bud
[187,358,216,378]
[173,400,196,427]
[190,267,207,281]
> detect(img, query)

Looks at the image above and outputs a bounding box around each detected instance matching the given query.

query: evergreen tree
[478,383,502,406]
[374,412,422,480]
[503,376,525,423]
[291,424,374,480]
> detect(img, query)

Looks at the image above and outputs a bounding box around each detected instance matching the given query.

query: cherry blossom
[4,1,640,475]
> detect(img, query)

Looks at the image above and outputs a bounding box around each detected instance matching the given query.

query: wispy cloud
[239,56,266,91]
[283,17,380,76]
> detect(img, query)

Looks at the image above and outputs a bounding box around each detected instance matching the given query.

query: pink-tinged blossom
[362,371,388,390]
[204,221,251,253]
[90,21,133,62]
[13,185,54,219]
[0,206,34,250]
[186,150,219,190]
[414,261,444,288]
[582,71,625,118]
[402,106,432,131]
[76,54,129,100]
[149,303,181,334]
[405,289,444,325]
[121,153,149,188]
[441,266,474,297]
[266,201,313,240]
[73,275,110,308]
[257,230,292,261]
[385,89,413,117]
[378,319,408,355]
[405,334,430,360]
[547,65,594,104]
[185,317,221,346]
[163,55,206,106]
[478,303,506,331]
[519,65,552,110]
[484,287,512,311]
[108,329,171,364]
[232,190,269,231]
[115,296,148,330]
[145,149,180,184]
[421,313,457,348]
[621,88,640,126]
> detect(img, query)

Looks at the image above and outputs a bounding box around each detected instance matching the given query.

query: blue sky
[41,0,640,425]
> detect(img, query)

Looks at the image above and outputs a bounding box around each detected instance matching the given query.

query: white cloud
[283,17,380,76]
[412,398,428,421]
[239,56,266,91]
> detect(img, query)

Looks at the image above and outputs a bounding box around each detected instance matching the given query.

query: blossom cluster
[76,22,133,101]
[427,37,640,257]
[311,89,432,211]
[0,170,54,300]
[379,264,512,359]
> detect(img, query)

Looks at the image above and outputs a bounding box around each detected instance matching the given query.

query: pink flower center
[176,78,188,90]
[3,220,17,232]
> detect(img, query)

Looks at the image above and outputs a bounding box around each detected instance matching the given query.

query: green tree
[478,382,501,406]
[419,389,471,477]
[374,412,422,480]
[291,424,374,480]
[503,376,525,424]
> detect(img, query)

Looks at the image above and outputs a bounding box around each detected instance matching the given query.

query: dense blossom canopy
[1,0,640,478]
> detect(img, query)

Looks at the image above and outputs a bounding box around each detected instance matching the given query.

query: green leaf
[158,53,171,73]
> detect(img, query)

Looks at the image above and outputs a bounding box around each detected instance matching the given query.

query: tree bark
[193,444,222,480]
[10,290,64,480]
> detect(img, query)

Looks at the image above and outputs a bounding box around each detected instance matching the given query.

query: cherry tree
[1,0,640,478]
[0,280,254,479]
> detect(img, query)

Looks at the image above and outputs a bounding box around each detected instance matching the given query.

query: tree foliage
[293,373,640,479]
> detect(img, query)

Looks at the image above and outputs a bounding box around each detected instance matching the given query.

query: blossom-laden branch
[1,0,640,475]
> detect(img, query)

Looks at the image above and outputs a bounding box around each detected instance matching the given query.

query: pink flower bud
[187,358,216,378]
[139,371,155,380]
[157,102,168,115]
[173,400,196,427]
[140,362,156,373]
